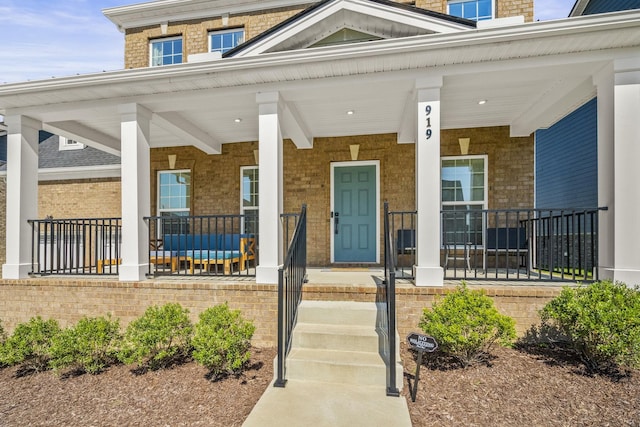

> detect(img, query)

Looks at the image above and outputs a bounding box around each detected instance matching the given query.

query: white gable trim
[232,0,472,57]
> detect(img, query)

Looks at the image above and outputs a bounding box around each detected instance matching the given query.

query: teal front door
[333,164,377,263]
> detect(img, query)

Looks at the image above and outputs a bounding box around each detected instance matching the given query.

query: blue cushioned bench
[162,233,255,274]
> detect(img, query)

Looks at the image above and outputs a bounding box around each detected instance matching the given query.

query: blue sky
[0,0,577,84]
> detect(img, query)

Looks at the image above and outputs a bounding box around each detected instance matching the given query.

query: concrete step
[297,300,378,326]
[287,348,387,386]
[292,322,379,353]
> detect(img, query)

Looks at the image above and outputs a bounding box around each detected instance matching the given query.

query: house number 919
[425,105,432,140]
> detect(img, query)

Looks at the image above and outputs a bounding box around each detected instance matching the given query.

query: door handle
[334,212,339,234]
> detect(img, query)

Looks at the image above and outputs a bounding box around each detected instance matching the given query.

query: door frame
[330,160,380,264]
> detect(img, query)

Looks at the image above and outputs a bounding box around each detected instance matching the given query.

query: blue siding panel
[535,98,598,209]
[584,0,640,14]
[0,135,6,162]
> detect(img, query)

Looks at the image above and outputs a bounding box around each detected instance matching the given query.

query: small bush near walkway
[0,316,60,373]
[540,280,640,374]
[419,283,516,367]
[192,303,256,379]
[118,303,194,370]
[49,316,122,375]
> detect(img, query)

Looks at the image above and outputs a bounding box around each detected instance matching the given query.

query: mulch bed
[401,343,640,427]
[1,344,639,426]
[0,347,276,427]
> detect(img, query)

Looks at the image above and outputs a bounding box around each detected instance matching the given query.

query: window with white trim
[58,136,85,151]
[448,0,493,21]
[158,170,191,234]
[240,166,258,234]
[150,37,183,66]
[441,155,487,246]
[209,29,244,55]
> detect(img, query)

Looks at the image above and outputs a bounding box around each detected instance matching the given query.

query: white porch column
[612,60,640,286]
[256,92,284,284]
[594,66,615,281]
[118,104,151,282]
[414,78,444,286]
[2,115,41,279]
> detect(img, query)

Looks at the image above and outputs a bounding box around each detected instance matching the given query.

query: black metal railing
[281,211,301,260]
[274,204,307,388]
[382,202,400,397]
[387,210,417,280]
[144,213,258,277]
[29,217,122,275]
[441,207,605,281]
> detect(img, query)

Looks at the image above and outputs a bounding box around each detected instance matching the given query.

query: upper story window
[59,136,85,151]
[209,29,244,55]
[150,37,183,66]
[448,0,493,21]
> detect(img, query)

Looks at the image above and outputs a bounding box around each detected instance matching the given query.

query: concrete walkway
[243,379,412,427]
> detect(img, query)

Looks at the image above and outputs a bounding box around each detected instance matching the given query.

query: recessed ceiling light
[347,110,355,115]
[234,118,242,123]
[478,100,487,105]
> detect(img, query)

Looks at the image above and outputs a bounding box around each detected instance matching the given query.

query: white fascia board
[0,164,121,182]
[569,0,589,17]
[103,0,311,30]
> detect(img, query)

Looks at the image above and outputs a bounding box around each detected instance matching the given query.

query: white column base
[256,265,280,284]
[613,269,640,287]
[414,266,444,287]
[118,264,149,282]
[597,266,614,281]
[2,263,32,279]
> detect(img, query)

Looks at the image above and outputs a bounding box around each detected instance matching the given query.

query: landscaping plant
[0,316,60,372]
[118,303,193,370]
[49,315,122,375]
[540,280,640,373]
[192,303,256,379]
[419,282,516,367]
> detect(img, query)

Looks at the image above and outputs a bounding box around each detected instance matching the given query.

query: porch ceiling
[1,11,640,153]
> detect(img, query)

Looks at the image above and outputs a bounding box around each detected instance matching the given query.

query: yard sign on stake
[407,332,438,402]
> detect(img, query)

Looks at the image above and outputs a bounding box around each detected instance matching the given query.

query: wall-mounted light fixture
[350,144,360,161]
[458,138,470,156]
[168,154,177,169]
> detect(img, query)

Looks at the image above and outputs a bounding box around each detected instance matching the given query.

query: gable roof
[0,134,121,179]
[570,0,640,16]
[226,0,475,57]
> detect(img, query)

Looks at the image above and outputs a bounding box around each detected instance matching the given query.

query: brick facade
[123,0,534,69]
[0,178,121,276]
[0,278,560,347]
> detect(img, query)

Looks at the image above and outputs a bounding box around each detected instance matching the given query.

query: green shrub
[419,283,516,367]
[118,303,193,370]
[0,316,60,372]
[192,304,256,379]
[0,319,6,343]
[49,316,121,375]
[540,281,640,373]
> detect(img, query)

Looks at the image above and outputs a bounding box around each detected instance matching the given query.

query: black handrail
[274,204,307,388]
[383,202,400,397]
[28,217,122,275]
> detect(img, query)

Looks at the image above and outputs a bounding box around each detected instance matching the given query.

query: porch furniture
[444,243,472,271]
[396,229,416,254]
[149,250,179,272]
[484,227,529,270]
[163,233,255,275]
[97,258,121,274]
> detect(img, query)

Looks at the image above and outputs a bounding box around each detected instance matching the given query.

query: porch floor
[148,267,578,287]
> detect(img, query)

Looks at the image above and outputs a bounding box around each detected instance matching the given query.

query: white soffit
[231,0,472,56]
